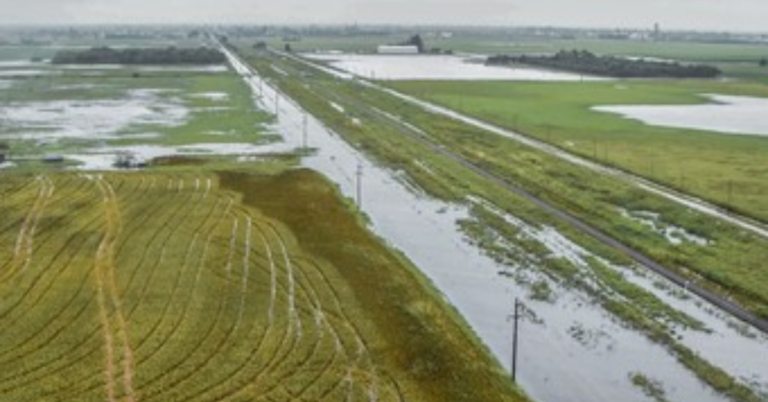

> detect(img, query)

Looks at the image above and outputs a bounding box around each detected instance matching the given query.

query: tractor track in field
[1,172,410,402]
[94,177,136,402]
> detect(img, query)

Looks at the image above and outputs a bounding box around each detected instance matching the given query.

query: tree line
[487,50,722,78]
[52,46,226,65]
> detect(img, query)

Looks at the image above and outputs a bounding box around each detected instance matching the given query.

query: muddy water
[224,49,768,402]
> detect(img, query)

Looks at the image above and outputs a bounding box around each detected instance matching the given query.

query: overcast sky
[0,0,766,32]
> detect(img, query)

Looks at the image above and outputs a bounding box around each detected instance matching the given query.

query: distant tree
[52,46,226,65]
[402,34,426,53]
[284,43,293,53]
[254,41,267,51]
[760,58,767,67]
[0,142,9,163]
[487,49,721,78]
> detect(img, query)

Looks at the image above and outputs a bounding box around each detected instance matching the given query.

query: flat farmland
[389,80,768,222]
[0,169,524,402]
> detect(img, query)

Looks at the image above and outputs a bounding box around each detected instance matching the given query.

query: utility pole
[510,298,521,383]
[356,162,363,208]
[275,94,280,117]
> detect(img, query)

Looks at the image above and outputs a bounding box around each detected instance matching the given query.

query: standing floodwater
[223,47,768,402]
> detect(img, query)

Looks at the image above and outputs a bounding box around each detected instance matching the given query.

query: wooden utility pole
[511,298,521,382]
[275,94,280,116]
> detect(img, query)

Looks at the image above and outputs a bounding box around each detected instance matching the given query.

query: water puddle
[189,92,230,102]
[619,208,711,246]
[0,69,59,77]
[594,94,768,137]
[329,101,345,113]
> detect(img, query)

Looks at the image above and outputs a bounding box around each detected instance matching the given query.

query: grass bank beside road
[390,80,768,223]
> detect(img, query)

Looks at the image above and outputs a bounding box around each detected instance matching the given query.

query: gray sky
[0,0,766,32]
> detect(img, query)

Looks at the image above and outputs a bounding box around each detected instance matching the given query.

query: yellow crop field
[0,170,524,402]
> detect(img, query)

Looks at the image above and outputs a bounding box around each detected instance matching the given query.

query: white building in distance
[377,45,419,55]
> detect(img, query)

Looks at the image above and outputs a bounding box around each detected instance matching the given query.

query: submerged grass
[252,51,768,324]
[243,50,766,402]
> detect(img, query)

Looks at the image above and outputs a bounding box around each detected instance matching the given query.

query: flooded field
[0,69,59,77]
[2,42,766,402]
[594,94,768,137]
[306,53,601,81]
[0,59,270,168]
[0,89,188,142]
[225,49,768,402]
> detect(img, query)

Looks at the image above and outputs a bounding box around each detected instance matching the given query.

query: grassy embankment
[244,50,765,402]
[390,80,768,222]
[0,168,527,402]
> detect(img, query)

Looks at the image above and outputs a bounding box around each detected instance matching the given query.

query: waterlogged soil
[224,49,768,402]
[66,142,292,170]
[594,94,768,137]
[0,89,188,142]
[0,61,271,169]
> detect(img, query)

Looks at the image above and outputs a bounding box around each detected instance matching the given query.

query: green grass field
[389,79,768,222]
[0,169,526,402]
[443,37,768,62]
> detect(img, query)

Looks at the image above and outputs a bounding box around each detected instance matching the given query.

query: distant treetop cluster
[487,49,722,79]
[400,34,426,53]
[51,46,226,65]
